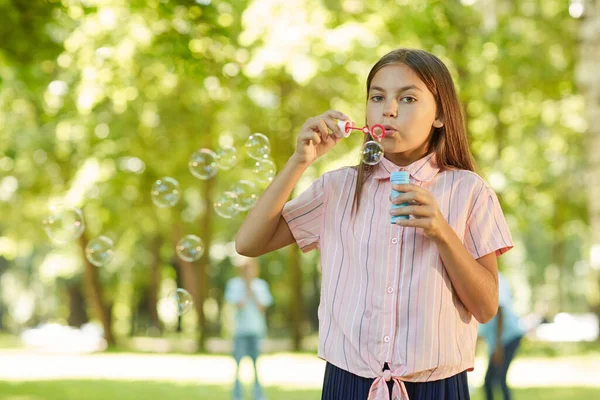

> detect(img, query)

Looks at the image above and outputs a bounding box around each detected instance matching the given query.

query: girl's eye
[370,95,384,102]
[402,96,416,103]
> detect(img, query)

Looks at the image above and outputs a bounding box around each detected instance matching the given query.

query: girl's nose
[383,102,397,118]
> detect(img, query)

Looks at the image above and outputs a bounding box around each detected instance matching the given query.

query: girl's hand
[390,184,449,240]
[290,110,348,166]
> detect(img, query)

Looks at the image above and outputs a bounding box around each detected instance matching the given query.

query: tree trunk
[149,235,162,332]
[67,281,89,327]
[196,176,215,352]
[79,235,116,345]
[277,74,307,349]
[576,0,600,330]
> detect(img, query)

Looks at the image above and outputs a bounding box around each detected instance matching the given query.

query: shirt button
[387,287,394,294]
[384,336,390,343]
[391,237,398,244]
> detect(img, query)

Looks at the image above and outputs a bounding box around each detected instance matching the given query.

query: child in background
[225,256,273,400]
[479,272,524,400]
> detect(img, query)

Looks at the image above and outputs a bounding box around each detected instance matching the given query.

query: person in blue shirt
[478,272,525,400]
[225,256,273,400]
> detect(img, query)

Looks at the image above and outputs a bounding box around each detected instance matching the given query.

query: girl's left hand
[390,183,449,241]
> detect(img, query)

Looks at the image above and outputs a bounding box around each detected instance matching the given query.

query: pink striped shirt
[282,153,513,399]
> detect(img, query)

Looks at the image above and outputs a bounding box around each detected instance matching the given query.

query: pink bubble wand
[336,120,386,141]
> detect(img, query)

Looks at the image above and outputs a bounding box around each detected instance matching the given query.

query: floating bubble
[214,191,239,219]
[168,288,194,316]
[245,133,270,160]
[176,235,204,262]
[215,146,238,170]
[42,205,85,243]
[361,141,384,165]
[253,159,276,184]
[231,180,257,211]
[151,177,180,208]
[85,236,114,267]
[189,149,218,180]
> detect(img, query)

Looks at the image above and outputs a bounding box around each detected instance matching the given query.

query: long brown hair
[353,48,476,213]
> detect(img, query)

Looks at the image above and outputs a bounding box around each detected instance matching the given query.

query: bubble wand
[336,120,386,166]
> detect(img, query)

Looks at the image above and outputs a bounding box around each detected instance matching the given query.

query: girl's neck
[384,148,431,167]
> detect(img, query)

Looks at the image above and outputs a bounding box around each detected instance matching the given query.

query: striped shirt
[282,153,513,399]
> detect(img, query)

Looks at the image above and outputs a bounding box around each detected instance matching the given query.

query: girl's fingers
[314,119,331,140]
[322,117,342,137]
[390,205,434,218]
[391,186,431,205]
[323,109,349,121]
[299,130,321,146]
[392,192,428,205]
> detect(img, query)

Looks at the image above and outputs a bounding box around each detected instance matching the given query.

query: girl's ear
[433,118,444,128]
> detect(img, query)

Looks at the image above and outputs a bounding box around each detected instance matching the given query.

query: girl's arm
[433,229,499,323]
[235,110,347,257]
[390,183,500,323]
[235,158,307,257]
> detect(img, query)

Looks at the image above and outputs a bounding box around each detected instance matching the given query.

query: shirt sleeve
[282,174,327,253]
[464,185,513,259]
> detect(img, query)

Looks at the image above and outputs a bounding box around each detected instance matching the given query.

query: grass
[0,381,598,400]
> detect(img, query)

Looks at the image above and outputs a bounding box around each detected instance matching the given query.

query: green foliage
[0,0,592,338]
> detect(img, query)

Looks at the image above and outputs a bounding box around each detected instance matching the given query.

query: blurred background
[1,0,599,399]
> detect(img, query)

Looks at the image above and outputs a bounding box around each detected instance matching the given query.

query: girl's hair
[353,48,476,213]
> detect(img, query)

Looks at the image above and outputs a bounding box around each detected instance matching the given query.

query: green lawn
[0,381,598,400]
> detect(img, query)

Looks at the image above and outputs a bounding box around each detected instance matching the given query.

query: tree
[576,0,600,327]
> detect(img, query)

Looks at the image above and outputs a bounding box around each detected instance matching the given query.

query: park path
[0,349,597,388]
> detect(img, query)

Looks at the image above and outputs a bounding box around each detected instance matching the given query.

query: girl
[235,48,513,400]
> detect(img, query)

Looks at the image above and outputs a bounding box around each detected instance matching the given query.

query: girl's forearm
[235,156,308,255]
[434,223,499,323]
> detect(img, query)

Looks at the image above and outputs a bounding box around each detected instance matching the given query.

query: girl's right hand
[290,110,349,166]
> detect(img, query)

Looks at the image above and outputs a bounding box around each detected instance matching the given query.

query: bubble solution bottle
[390,171,410,224]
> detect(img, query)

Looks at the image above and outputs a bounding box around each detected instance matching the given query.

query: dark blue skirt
[322,362,470,400]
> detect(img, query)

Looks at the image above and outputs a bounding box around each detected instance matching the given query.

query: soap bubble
[215,146,238,170]
[214,191,239,219]
[245,133,270,160]
[361,141,384,166]
[231,180,257,211]
[42,205,85,243]
[167,288,194,316]
[151,177,180,208]
[253,159,276,184]
[85,236,114,267]
[189,149,218,180]
[176,235,204,262]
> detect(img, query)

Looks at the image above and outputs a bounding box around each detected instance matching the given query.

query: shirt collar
[372,153,440,182]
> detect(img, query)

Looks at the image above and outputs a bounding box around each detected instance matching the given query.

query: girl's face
[366,63,443,166]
